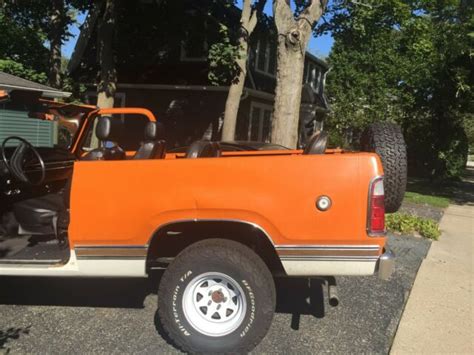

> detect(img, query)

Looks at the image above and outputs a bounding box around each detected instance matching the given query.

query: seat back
[186,141,221,158]
[82,116,126,161]
[303,131,328,155]
[133,122,166,160]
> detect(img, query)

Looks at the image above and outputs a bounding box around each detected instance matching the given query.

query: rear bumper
[376,249,395,280]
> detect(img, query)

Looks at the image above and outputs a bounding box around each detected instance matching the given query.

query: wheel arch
[146,219,285,275]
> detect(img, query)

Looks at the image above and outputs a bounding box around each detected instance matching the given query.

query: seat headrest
[96,116,124,142]
[186,141,221,158]
[144,122,165,141]
[303,131,328,155]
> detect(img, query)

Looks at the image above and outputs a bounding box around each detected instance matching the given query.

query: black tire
[361,122,407,213]
[157,239,276,354]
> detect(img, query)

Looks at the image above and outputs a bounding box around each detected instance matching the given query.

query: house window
[255,40,276,76]
[305,62,321,93]
[180,40,208,62]
[247,102,272,142]
[180,20,209,62]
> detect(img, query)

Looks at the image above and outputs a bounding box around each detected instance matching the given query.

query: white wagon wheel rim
[182,272,247,337]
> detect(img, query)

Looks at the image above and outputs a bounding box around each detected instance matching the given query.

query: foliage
[322,0,473,179]
[208,24,242,85]
[386,212,441,240]
[0,1,91,90]
[464,113,474,153]
[2,0,91,44]
[404,191,451,208]
[0,11,48,73]
[208,0,270,86]
[0,59,47,84]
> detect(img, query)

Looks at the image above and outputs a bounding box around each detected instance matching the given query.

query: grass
[402,176,458,208]
[403,191,451,208]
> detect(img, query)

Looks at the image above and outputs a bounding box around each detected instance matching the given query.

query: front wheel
[157,239,276,353]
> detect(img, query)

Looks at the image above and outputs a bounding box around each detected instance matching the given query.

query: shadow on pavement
[0,326,30,350]
[275,277,326,330]
[0,272,327,324]
[0,273,162,309]
[457,167,474,205]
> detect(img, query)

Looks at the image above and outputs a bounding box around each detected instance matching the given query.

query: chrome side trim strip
[75,245,148,259]
[275,244,380,250]
[276,244,381,261]
[280,256,378,262]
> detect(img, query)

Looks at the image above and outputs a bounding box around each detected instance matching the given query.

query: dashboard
[0,147,75,197]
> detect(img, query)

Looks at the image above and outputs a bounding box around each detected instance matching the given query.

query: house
[69,0,329,148]
[0,71,71,146]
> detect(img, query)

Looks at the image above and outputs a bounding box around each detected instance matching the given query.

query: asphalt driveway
[0,234,430,354]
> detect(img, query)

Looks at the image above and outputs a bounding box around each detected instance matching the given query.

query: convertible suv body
[0,98,395,353]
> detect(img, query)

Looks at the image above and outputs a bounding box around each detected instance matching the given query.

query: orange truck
[0,98,406,353]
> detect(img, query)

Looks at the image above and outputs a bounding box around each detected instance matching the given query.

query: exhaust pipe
[327,277,339,307]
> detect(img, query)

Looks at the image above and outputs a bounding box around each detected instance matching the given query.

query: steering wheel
[1,136,46,186]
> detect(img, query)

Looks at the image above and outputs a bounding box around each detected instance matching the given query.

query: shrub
[386,213,441,240]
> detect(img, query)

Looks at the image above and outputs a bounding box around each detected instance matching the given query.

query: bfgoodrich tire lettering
[157,239,276,353]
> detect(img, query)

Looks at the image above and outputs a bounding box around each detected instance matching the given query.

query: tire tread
[157,239,275,354]
[361,122,407,213]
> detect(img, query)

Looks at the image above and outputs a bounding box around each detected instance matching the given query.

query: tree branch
[300,0,328,25]
[274,0,295,32]
[241,0,252,25]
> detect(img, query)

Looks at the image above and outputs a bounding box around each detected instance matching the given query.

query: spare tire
[361,122,407,213]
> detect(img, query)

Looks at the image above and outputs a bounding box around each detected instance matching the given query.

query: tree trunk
[48,0,64,88]
[221,0,263,141]
[97,0,117,109]
[271,0,326,148]
[221,37,249,141]
[272,41,306,147]
[91,0,116,148]
[67,1,103,74]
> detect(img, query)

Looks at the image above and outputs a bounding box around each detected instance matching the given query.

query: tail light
[367,177,385,235]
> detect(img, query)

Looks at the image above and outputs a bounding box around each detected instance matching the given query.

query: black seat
[133,122,166,160]
[186,141,221,158]
[303,131,328,155]
[82,116,126,161]
[13,194,65,236]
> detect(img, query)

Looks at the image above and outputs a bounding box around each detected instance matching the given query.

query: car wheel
[361,122,407,213]
[157,238,276,353]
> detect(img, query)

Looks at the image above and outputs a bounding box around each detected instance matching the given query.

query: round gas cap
[316,196,332,211]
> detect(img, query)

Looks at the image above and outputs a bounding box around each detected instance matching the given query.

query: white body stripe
[281,259,377,276]
[0,251,147,277]
[0,245,380,277]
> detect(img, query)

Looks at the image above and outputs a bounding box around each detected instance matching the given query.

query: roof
[305,52,329,69]
[0,71,71,99]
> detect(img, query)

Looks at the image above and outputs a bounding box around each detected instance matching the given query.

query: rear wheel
[157,239,276,353]
[361,122,407,213]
